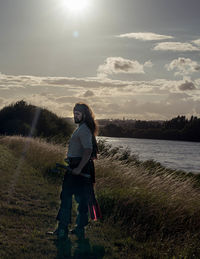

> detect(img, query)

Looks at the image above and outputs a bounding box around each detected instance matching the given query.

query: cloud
[42,76,129,88]
[167,92,191,100]
[144,60,153,68]
[166,57,200,76]
[54,96,81,103]
[83,90,95,97]
[192,39,200,47]
[195,78,200,87]
[0,97,4,105]
[0,72,150,94]
[0,72,198,96]
[95,94,199,120]
[0,72,200,119]
[178,81,196,91]
[195,101,200,113]
[154,42,200,52]
[117,32,174,41]
[97,57,152,78]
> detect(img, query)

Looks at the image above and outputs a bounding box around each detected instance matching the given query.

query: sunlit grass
[0,136,66,176]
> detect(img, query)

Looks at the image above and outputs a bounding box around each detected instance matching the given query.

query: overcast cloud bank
[0,72,199,120]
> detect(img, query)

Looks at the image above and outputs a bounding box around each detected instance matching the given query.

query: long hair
[74,102,99,159]
[74,102,98,136]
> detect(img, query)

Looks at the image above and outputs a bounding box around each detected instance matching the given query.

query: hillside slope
[0,100,74,144]
[1,136,200,258]
[0,136,121,258]
[0,137,65,258]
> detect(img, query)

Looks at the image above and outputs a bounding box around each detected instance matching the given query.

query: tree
[0,100,74,143]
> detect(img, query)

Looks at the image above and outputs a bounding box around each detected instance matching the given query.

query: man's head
[73,103,86,124]
[73,110,83,124]
[73,102,98,135]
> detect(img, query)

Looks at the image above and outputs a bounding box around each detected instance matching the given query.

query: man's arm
[72,148,92,175]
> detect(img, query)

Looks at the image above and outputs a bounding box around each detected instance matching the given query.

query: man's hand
[71,148,92,176]
[72,167,82,175]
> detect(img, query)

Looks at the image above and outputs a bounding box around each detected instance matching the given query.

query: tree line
[99,115,200,142]
[1,101,199,142]
[0,100,74,144]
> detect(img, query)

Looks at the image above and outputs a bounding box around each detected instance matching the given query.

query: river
[97,136,200,174]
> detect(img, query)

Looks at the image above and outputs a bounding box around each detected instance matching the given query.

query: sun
[64,0,90,14]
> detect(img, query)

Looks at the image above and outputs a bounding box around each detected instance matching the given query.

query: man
[53,102,98,239]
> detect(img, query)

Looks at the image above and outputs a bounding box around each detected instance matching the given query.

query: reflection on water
[98,136,200,174]
[54,237,105,259]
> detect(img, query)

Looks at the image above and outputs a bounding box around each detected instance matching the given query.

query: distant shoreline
[97,136,200,174]
[98,134,200,143]
[97,116,200,142]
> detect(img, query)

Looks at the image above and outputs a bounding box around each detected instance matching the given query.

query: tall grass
[0,136,66,181]
[95,139,200,256]
[1,136,200,257]
[0,136,65,258]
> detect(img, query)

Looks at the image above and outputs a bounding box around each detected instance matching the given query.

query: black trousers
[56,173,92,228]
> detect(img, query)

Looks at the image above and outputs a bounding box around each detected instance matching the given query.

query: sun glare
[64,0,90,14]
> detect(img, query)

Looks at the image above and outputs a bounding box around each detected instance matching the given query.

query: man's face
[73,110,83,124]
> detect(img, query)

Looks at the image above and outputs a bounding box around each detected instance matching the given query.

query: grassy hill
[1,136,200,258]
[0,100,74,144]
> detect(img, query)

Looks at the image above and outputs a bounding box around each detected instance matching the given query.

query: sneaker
[46,228,59,236]
[46,227,68,239]
[70,227,85,239]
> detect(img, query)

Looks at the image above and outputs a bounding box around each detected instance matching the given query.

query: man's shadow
[54,237,105,259]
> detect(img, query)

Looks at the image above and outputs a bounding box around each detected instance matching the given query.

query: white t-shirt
[67,123,92,157]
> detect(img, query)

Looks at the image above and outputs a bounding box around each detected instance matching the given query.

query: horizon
[65,116,191,122]
[0,0,200,120]
[0,100,198,122]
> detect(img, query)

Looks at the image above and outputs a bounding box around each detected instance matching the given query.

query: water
[97,136,200,174]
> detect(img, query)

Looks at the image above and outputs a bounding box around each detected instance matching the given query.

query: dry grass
[1,135,200,258]
[95,155,200,256]
[0,135,66,172]
[0,140,62,258]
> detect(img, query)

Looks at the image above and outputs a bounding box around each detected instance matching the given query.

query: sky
[0,0,200,120]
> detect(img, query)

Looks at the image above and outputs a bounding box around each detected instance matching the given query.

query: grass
[95,141,200,257]
[0,137,63,258]
[0,136,200,258]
